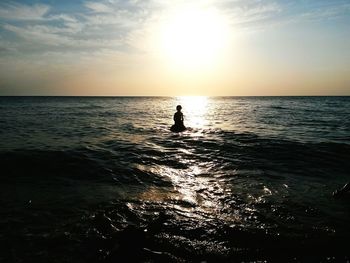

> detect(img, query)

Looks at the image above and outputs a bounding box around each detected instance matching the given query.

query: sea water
[0,96,349,261]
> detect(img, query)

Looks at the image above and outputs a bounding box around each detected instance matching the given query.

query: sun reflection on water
[137,162,225,215]
[176,96,208,129]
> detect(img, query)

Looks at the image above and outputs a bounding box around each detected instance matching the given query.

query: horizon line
[0,95,349,97]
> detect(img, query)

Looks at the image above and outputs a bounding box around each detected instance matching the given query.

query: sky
[0,0,349,96]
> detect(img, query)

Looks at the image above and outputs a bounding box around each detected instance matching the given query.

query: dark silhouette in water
[333,182,350,198]
[170,105,186,132]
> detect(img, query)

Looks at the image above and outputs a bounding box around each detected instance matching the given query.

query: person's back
[174,111,183,126]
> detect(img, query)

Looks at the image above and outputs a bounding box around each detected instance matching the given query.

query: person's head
[176,105,182,111]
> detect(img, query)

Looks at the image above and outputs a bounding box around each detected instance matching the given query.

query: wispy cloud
[0,1,50,20]
[223,1,282,26]
[3,24,71,46]
[297,2,350,21]
[84,2,114,13]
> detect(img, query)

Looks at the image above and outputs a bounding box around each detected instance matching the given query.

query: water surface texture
[1,96,349,262]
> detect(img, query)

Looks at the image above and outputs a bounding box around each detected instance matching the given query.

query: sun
[159,7,230,70]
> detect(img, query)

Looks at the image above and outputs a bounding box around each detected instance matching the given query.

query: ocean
[0,96,349,262]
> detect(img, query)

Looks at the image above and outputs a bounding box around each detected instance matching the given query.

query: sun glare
[178,96,207,111]
[159,7,230,70]
[177,96,208,128]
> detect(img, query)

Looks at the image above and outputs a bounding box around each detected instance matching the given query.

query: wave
[1,129,350,262]
[2,129,349,185]
[1,96,350,261]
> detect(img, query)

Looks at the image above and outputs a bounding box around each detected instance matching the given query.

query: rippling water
[0,96,349,262]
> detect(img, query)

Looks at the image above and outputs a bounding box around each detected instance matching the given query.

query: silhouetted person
[170,105,186,132]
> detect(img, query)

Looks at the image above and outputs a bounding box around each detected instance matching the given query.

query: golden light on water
[177,96,209,128]
[177,96,208,111]
[137,163,222,213]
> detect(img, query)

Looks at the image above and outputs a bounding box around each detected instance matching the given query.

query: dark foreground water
[0,96,349,262]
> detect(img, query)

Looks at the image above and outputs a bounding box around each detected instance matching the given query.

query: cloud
[2,22,127,54]
[202,0,282,30]
[84,2,114,13]
[0,1,50,20]
[48,14,79,23]
[213,0,350,32]
[297,2,350,21]
[3,24,70,46]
